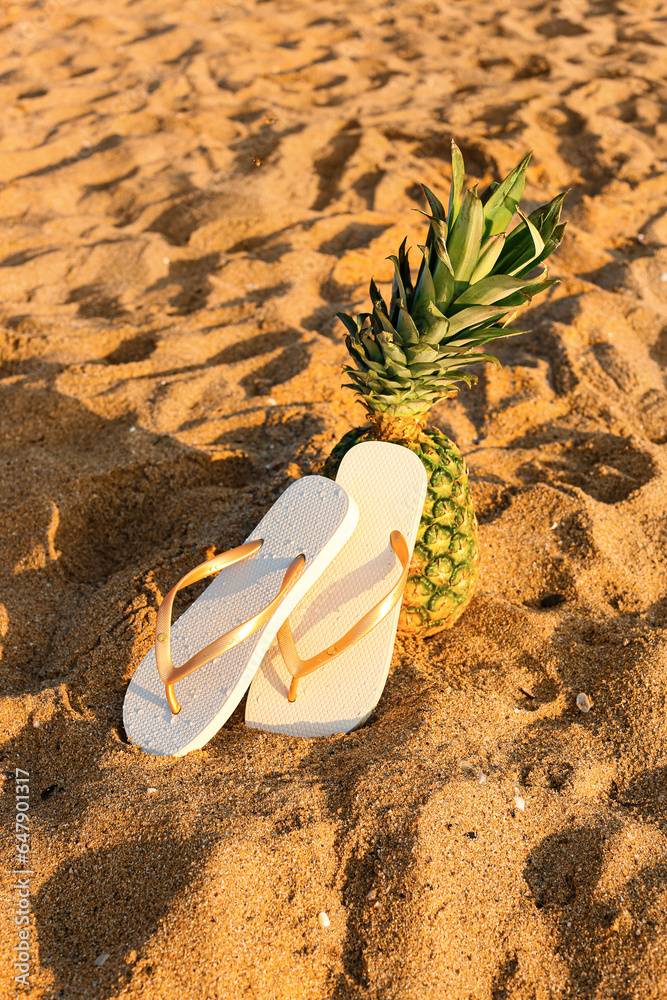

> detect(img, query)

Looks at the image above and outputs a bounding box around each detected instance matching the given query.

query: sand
[1,0,667,996]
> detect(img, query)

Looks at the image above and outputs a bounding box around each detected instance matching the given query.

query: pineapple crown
[338,140,567,419]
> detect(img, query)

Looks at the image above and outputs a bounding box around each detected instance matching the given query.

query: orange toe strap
[155,540,305,714]
[277,530,409,703]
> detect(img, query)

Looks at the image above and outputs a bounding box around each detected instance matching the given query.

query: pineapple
[324,141,566,636]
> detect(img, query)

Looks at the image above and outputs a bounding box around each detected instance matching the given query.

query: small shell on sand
[318,912,330,928]
[93,953,110,967]
[514,791,526,811]
[366,888,377,900]
[577,693,592,713]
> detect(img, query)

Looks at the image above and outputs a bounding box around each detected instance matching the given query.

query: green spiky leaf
[479,180,498,206]
[482,152,531,238]
[528,191,567,243]
[369,278,388,315]
[513,223,566,277]
[432,258,455,312]
[377,334,408,366]
[337,142,566,419]
[397,238,413,300]
[337,312,360,337]
[412,247,437,321]
[444,304,512,337]
[388,255,408,313]
[493,210,545,277]
[447,189,483,283]
[448,140,465,228]
[469,234,506,283]
[396,307,420,345]
[359,332,383,363]
[451,270,549,308]
[422,184,447,222]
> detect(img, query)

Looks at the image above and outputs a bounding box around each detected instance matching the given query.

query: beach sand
[1,0,667,996]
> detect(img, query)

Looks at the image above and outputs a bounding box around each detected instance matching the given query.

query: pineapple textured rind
[324,425,479,636]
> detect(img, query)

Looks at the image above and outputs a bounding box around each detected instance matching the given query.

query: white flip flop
[245,442,427,737]
[123,476,359,756]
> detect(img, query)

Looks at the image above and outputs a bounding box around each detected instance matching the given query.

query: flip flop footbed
[245,442,427,737]
[123,476,358,756]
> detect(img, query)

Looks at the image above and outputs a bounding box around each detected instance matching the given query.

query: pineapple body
[324,424,479,637]
[329,141,565,637]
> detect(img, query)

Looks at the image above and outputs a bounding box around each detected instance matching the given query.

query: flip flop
[245,441,427,737]
[123,476,359,756]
